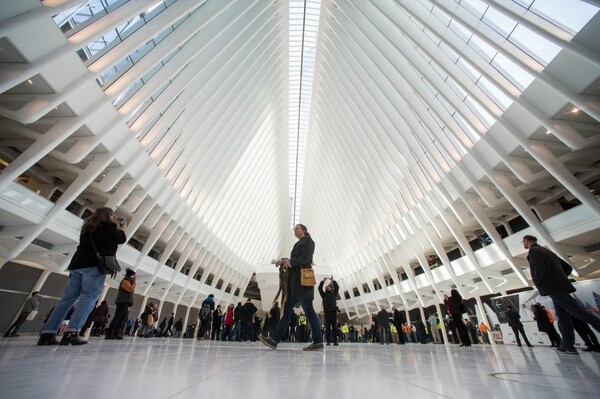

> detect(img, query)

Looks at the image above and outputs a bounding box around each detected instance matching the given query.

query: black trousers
[511,325,532,346]
[324,310,337,344]
[451,313,471,345]
[573,316,600,349]
[109,303,129,330]
[541,325,561,347]
[4,312,29,336]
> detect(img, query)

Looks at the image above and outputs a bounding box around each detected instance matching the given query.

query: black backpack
[200,302,212,320]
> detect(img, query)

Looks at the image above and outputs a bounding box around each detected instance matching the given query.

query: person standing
[241,299,257,341]
[318,277,339,346]
[230,302,243,341]
[37,207,126,346]
[428,314,441,344]
[223,304,234,340]
[166,312,174,337]
[392,307,406,345]
[259,224,324,351]
[505,305,534,347]
[377,306,391,345]
[523,235,600,354]
[444,290,471,347]
[532,303,561,347]
[174,318,183,338]
[211,305,222,340]
[4,291,41,337]
[105,268,136,340]
[90,300,110,336]
[269,302,280,338]
[198,294,215,340]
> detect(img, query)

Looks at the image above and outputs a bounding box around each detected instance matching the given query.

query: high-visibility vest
[298,315,307,326]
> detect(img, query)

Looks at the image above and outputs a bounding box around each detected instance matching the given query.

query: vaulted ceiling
[1,0,600,316]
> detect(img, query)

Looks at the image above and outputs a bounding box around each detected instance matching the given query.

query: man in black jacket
[318,277,339,346]
[505,306,533,347]
[392,306,406,344]
[524,235,600,353]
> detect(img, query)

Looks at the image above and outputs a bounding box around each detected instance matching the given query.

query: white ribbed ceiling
[1,0,600,315]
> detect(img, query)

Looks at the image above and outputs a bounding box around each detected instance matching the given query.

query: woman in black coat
[444,290,471,347]
[533,303,561,347]
[259,224,324,351]
[37,207,126,346]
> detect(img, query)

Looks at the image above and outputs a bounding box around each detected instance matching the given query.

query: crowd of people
[3,219,600,356]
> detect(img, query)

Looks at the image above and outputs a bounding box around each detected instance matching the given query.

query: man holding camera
[319,276,339,346]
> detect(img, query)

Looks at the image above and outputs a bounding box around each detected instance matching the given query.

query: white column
[182,305,191,340]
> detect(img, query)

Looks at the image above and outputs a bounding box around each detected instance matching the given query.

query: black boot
[60,332,88,346]
[37,334,60,346]
[114,328,124,340]
[104,328,116,340]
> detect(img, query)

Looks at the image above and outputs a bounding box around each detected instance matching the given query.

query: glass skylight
[289,0,321,227]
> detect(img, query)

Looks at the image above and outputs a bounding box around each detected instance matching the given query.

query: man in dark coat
[241,299,257,341]
[524,235,600,353]
[377,306,391,344]
[318,277,339,345]
[259,224,324,351]
[505,305,533,347]
[392,307,406,344]
[269,302,280,338]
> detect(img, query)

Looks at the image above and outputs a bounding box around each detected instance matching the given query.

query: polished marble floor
[1,336,599,399]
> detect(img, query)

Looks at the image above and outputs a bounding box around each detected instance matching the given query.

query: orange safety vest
[544,308,554,323]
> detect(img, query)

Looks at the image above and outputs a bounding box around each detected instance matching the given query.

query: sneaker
[258,335,278,350]
[333,342,339,346]
[303,342,324,352]
[556,347,578,354]
[37,334,60,346]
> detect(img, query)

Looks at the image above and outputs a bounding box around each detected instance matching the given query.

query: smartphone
[118,217,126,226]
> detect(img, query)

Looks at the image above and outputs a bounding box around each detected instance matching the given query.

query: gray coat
[287,234,315,302]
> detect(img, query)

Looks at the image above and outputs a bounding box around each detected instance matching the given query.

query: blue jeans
[230,320,241,341]
[272,298,323,344]
[42,268,105,334]
[550,292,600,349]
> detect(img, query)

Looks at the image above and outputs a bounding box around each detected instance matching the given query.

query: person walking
[37,207,126,346]
[105,268,136,340]
[259,224,324,351]
[318,277,339,346]
[523,235,600,354]
[4,291,41,337]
